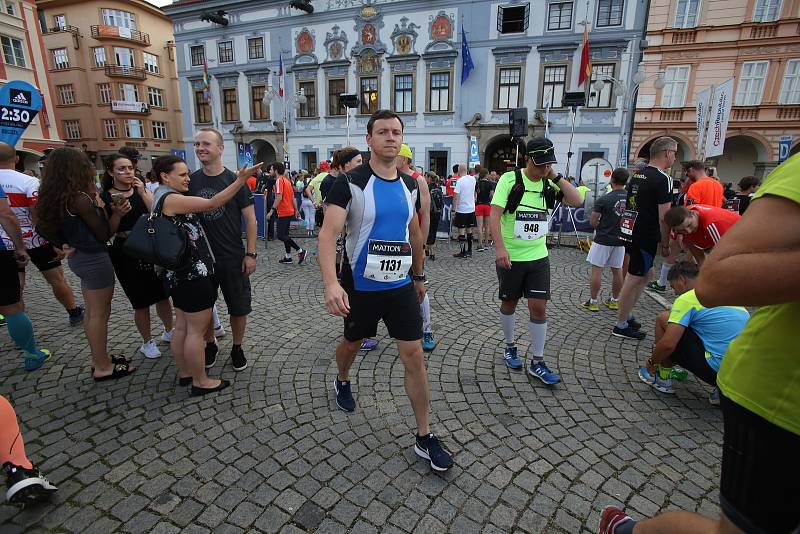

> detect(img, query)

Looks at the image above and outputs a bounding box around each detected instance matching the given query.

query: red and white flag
[578,24,591,86]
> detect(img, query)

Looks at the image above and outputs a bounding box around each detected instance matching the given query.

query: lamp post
[593,65,666,167]
[262,87,307,169]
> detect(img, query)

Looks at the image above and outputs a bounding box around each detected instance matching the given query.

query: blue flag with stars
[461,26,474,85]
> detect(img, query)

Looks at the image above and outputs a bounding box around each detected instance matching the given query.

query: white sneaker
[159,329,173,343]
[139,340,161,359]
[214,325,225,338]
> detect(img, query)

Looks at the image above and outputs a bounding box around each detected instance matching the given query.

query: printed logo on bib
[513,210,548,241]
[723,198,740,213]
[364,240,412,282]
[620,209,638,238]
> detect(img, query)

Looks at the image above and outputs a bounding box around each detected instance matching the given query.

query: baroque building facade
[166,0,649,179]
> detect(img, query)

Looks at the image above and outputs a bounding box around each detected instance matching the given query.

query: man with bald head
[451,163,476,258]
[0,142,83,327]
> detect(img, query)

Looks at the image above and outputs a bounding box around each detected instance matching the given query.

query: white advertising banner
[111,100,148,113]
[695,87,711,157]
[704,78,734,158]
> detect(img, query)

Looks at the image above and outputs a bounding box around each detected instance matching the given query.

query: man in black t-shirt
[613,136,676,340]
[474,169,495,251]
[189,128,258,371]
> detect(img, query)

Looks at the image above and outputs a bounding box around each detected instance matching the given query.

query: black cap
[525,137,557,166]
[118,146,141,161]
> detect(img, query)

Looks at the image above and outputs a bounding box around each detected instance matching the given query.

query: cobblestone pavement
[0,238,723,533]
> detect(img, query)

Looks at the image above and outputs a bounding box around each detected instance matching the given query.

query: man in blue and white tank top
[319,110,453,472]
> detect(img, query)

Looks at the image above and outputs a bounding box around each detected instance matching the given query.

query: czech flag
[578,24,591,86]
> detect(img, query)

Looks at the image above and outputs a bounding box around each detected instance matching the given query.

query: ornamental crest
[389,17,420,56]
[425,11,456,53]
[323,25,349,62]
[294,27,318,65]
[351,0,386,57]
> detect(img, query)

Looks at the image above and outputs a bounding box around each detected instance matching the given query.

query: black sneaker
[612,326,646,340]
[628,317,642,331]
[68,305,85,327]
[429,254,436,261]
[4,462,57,505]
[205,343,218,369]
[298,249,308,265]
[278,257,294,264]
[453,251,467,258]
[414,433,454,472]
[334,379,355,412]
[231,346,247,371]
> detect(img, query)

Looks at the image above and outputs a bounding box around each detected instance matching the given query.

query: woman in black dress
[100,154,173,360]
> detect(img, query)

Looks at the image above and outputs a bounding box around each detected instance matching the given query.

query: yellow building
[36,0,184,171]
[632,0,800,180]
[0,0,64,171]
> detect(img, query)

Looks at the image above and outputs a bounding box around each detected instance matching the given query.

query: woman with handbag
[35,148,135,381]
[151,155,261,396]
[100,154,173,360]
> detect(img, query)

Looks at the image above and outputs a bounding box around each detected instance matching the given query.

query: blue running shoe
[503,346,523,370]
[360,338,378,351]
[528,360,561,385]
[24,349,52,372]
[414,433,453,472]
[334,379,356,412]
[422,332,436,352]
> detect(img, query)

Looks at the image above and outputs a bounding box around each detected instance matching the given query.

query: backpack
[429,186,444,216]
[503,168,558,214]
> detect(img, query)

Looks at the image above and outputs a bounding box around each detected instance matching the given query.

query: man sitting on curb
[637,261,749,404]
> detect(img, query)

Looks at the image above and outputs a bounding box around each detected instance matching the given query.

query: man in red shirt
[664,204,740,265]
[266,162,307,265]
[444,164,459,196]
[684,160,723,207]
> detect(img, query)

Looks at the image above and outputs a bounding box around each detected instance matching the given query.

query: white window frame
[152,121,168,140]
[779,59,800,105]
[753,0,781,22]
[1,35,25,67]
[247,37,264,60]
[101,8,136,30]
[143,52,159,74]
[541,65,566,109]
[736,61,769,106]
[57,84,75,105]
[119,83,139,102]
[103,119,117,139]
[429,71,451,112]
[64,120,81,140]
[393,74,413,113]
[660,65,690,108]
[547,2,573,31]
[147,87,164,108]
[98,83,112,104]
[674,0,700,28]
[53,14,66,30]
[588,64,615,108]
[190,45,205,67]
[92,47,106,68]
[217,41,234,64]
[114,47,135,68]
[497,67,522,109]
[5,1,16,17]
[596,0,624,27]
[125,119,144,138]
[52,48,69,69]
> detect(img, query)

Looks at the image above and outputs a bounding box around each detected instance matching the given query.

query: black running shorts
[212,256,252,316]
[0,251,21,306]
[453,212,477,229]
[19,244,61,273]
[343,282,422,342]
[624,240,657,277]
[668,327,717,387]
[496,257,550,301]
[719,394,800,534]
[170,276,217,313]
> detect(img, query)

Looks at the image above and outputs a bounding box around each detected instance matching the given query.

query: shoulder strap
[152,191,178,217]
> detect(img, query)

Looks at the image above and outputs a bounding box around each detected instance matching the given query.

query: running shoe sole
[6,477,57,505]
[612,330,646,340]
[413,444,450,472]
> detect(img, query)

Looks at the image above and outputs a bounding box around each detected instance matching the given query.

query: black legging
[276,216,301,254]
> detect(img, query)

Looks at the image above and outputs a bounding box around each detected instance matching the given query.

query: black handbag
[123,192,190,270]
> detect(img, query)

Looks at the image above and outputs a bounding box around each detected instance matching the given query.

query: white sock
[500,310,515,345]
[528,320,547,360]
[658,263,672,287]
[421,293,432,334]
[588,298,597,304]
[211,305,222,330]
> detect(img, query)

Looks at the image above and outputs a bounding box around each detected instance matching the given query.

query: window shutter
[497,6,504,32]
[524,3,530,31]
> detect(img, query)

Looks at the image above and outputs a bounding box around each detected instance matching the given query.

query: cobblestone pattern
[0,238,722,533]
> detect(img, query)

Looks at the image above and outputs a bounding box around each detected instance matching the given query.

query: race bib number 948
[513,211,548,241]
[363,240,412,282]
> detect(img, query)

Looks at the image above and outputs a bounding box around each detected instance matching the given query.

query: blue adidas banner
[0,81,43,146]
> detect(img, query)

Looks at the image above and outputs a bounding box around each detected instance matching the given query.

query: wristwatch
[412,273,426,282]
[245,252,258,259]
[552,173,564,184]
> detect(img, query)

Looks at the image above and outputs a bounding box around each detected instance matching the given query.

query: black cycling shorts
[668,327,717,387]
[19,244,61,273]
[496,257,550,301]
[343,282,422,342]
[170,276,217,313]
[625,241,657,277]
[0,251,21,306]
[453,212,477,229]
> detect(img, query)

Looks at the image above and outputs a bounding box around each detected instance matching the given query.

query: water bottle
[669,367,688,382]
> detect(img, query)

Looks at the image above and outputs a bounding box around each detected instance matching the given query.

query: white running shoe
[139,340,161,359]
[159,329,173,343]
[214,325,226,338]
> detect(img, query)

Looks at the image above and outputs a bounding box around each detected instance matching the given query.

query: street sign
[468,136,480,167]
[0,81,43,146]
[620,134,629,168]
[779,135,792,163]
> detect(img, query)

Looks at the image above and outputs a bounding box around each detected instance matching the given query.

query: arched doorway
[716,135,768,183]
[485,135,523,173]
[250,139,276,167]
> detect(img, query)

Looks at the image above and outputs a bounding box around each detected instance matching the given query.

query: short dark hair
[272,161,286,175]
[664,205,690,228]
[683,160,705,172]
[452,164,459,174]
[738,175,761,191]
[667,261,699,282]
[610,168,629,185]
[153,155,185,184]
[366,109,404,135]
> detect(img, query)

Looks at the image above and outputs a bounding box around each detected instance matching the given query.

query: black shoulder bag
[124,192,190,271]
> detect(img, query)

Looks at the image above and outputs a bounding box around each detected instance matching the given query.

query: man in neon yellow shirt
[599,154,800,534]
[489,137,581,384]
